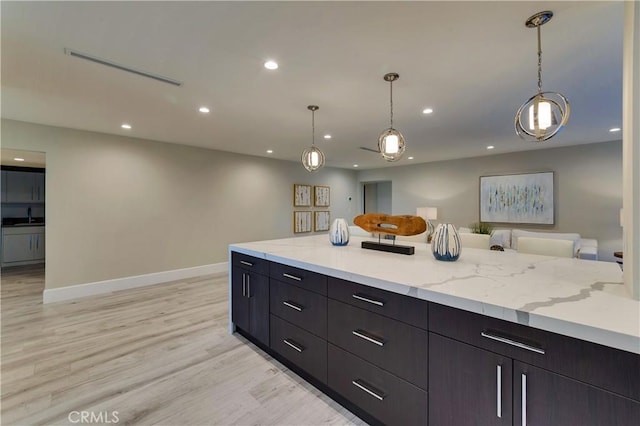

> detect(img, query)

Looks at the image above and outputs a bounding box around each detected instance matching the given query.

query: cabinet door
[2,233,34,263]
[231,266,250,333]
[33,232,45,260]
[514,361,640,426]
[429,333,513,426]
[33,172,45,201]
[6,171,35,202]
[247,271,269,347]
[1,171,7,202]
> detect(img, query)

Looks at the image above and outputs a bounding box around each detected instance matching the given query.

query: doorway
[362,181,392,214]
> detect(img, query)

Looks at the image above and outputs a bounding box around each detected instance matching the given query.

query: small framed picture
[294,184,312,207]
[294,211,312,233]
[314,211,330,232]
[314,185,330,207]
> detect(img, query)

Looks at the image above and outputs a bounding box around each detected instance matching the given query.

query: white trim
[43,262,227,304]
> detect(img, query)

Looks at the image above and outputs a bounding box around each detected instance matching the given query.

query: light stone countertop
[230,234,640,354]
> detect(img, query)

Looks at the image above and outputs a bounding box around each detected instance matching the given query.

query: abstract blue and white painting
[480,172,554,224]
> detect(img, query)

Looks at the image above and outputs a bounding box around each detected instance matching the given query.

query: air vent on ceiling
[359,146,381,153]
[64,48,182,87]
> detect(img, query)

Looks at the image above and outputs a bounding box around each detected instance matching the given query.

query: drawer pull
[522,373,527,426]
[352,293,385,307]
[496,365,502,418]
[352,330,385,347]
[283,338,304,353]
[240,260,253,267]
[283,301,303,312]
[282,273,302,281]
[481,332,545,355]
[352,379,385,401]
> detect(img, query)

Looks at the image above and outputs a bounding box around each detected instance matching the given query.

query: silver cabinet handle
[29,236,33,251]
[496,365,502,418]
[283,301,303,312]
[522,373,527,426]
[352,293,385,306]
[241,273,246,297]
[481,332,545,355]
[352,379,385,401]
[282,273,302,281]
[240,260,253,267]
[36,235,39,249]
[283,338,304,353]
[352,330,384,347]
[246,274,251,298]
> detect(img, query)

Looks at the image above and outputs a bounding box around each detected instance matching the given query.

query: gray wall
[1,119,359,290]
[357,141,623,262]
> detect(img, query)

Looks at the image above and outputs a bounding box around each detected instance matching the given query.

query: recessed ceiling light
[14,158,25,162]
[264,60,278,70]
[121,123,132,129]
[353,164,359,168]
[199,107,210,113]
[487,145,495,150]
[324,134,332,140]
[609,127,621,132]
[422,108,433,114]
[408,156,414,160]
[266,149,273,154]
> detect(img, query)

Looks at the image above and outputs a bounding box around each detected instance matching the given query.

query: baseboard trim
[43,262,227,304]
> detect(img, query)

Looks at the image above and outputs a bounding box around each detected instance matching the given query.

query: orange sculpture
[353,213,426,237]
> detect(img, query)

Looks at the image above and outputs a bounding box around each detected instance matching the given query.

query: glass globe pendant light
[378,73,406,162]
[301,105,325,172]
[515,11,570,142]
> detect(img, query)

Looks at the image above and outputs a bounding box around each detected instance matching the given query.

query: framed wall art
[293,211,312,233]
[480,171,554,224]
[293,184,312,207]
[314,185,330,207]
[314,211,330,232]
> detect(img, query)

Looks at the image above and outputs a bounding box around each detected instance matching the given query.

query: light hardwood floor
[1,265,366,426]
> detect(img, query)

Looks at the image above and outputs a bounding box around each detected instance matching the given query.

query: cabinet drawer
[328,344,427,426]
[429,302,640,401]
[269,262,327,295]
[328,299,427,390]
[328,277,428,330]
[270,279,327,339]
[270,315,327,384]
[231,252,269,275]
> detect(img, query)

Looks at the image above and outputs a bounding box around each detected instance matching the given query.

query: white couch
[468,227,598,260]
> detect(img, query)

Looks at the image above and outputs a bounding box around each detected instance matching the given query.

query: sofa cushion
[490,229,512,249]
[511,229,581,256]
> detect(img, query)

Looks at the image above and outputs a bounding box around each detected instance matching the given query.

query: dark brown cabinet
[513,362,640,426]
[429,303,640,426]
[429,333,513,426]
[231,254,269,346]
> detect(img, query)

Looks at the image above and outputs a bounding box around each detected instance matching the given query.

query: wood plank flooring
[1,265,366,425]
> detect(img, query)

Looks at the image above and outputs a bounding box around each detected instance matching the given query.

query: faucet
[27,207,32,223]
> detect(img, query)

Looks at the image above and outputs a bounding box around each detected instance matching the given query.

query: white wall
[1,119,359,290]
[357,141,623,262]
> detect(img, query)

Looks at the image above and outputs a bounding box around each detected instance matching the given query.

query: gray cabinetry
[2,226,45,266]
[4,170,45,203]
[231,253,269,347]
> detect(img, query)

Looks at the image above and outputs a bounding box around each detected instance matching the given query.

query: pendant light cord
[311,109,315,146]
[537,25,543,94]
[389,79,394,128]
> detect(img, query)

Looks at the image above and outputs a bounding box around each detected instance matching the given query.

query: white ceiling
[1,1,624,170]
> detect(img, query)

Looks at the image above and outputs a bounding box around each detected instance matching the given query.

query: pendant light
[378,73,405,162]
[515,11,570,142]
[302,105,325,172]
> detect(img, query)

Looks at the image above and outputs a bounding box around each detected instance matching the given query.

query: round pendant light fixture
[378,73,406,162]
[515,11,570,142]
[301,105,325,172]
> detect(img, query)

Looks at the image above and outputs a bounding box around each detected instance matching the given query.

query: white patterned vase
[431,223,461,261]
[329,218,350,246]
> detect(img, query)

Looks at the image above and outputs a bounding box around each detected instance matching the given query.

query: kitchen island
[229,235,639,425]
